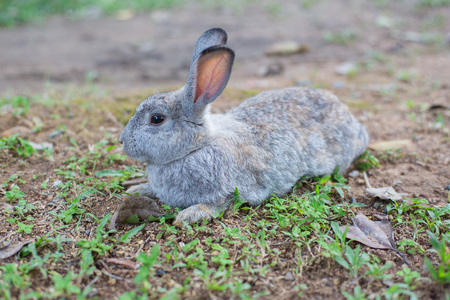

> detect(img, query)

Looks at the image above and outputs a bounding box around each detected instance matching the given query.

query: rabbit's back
[223,87,368,191]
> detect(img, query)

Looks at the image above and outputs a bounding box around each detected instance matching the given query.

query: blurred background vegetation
[2,0,450,27]
[0,0,187,27]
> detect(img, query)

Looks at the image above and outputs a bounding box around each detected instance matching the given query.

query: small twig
[0,232,14,246]
[102,270,124,280]
[363,171,372,189]
[85,276,100,289]
[393,249,411,266]
[122,178,149,190]
[268,238,291,246]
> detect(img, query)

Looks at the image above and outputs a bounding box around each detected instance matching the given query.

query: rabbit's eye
[150,114,166,126]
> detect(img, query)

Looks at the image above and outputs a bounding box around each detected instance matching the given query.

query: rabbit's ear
[184,46,234,121]
[192,28,228,61]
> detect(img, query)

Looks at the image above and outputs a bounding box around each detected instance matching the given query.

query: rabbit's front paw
[125,184,156,198]
[173,204,214,227]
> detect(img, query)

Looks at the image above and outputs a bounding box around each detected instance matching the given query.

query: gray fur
[184,46,235,123]
[191,28,228,61]
[119,28,369,225]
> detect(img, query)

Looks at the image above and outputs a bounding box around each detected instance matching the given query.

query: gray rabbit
[119,28,369,226]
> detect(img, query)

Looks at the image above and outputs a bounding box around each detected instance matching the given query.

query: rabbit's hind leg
[173,198,233,226]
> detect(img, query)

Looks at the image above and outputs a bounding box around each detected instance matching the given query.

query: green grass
[1,90,450,299]
[0,0,186,27]
[1,146,448,298]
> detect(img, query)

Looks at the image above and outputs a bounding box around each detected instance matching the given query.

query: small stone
[48,196,64,207]
[444,185,450,191]
[320,278,331,286]
[257,62,284,77]
[382,279,394,287]
[28,141,53,151]
[284,272,294,281]
[49,130,63,138]
[373,202,383,208]
[332,81,346,89]
[335,62,357,75]
[350,197,357,204]
[107,277,116,286]
[53,180,62,187]
[53,180,62,188]
[348,170,360,178]
[265,41,309,56]
[356,179,365,185]
[156,269,165,277]
[296,80,313,87]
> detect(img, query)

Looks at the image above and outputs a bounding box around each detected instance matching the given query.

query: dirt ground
[1,1,449,299]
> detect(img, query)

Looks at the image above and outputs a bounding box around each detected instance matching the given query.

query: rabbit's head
[119,28,235,164]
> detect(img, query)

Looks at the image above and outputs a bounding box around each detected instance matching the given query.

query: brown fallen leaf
[115,9,135,21]
[369,140,411,151]
[108,195,164,230]
[375,219,395,249]
[339,214,410,265]
[265,41,309,56]
[373,213,389,221]
[1,126,31,138]
[1,202,14,211]
[428,104,449,110]
[342,214,394,250]
[106,258,139,269]
[0,239,35,260]
[366,186,407,201]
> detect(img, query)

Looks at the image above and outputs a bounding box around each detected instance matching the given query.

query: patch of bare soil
[1,1,449,299]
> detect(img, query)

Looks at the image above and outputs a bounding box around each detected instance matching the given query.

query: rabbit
[119,28,369,226]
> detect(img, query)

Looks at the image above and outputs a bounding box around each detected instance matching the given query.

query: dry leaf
[340,214,394,250]
[1,202,14,211]
[108,195,163,230]
[375,219,395,249]
[265,41,309,56]
[115,9,135,21]
[0,239,35,260]
[369,140,411,151]
[106,258,139,269]
[1,126,31,138]
[366,186,407,201]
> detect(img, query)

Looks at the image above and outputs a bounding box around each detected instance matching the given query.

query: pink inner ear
[195,51,230,103]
